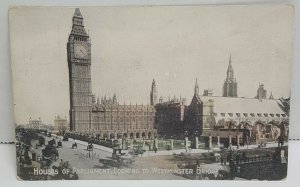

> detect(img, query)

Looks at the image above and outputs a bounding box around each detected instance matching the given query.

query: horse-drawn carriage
[71,142,77,149]
[38,136,45,146]
[57,141,62,148]
[42,144,59,165]
[99,156,134,168]
[199,152,221,163]
[98,148,134,168]
[131,148,145,156]
[112,148,126,159]
[63,135,69,141]
[48,138,56,147]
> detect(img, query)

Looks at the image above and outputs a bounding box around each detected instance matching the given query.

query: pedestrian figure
[59,159,64,167]
[237,166,241,176]
[220,157,224,165]
[87,143,93,158]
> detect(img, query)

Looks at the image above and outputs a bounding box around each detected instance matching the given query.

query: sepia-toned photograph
[9,5,293,180]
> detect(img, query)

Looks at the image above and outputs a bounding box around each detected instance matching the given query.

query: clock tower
[67,8,92,132]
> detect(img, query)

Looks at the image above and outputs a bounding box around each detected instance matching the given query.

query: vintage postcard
[10,5,293,180]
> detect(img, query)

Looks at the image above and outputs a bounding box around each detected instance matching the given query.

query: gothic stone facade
[90,97,156,139]
[67,8,92,132]
[154,80,203,138]
[201,55,289,146]
[201,96,289,146]
[154,99,186,138]
[184,80,204,137]
[67,9,156,138]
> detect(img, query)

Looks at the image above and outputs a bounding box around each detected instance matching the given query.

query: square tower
[67,8,92,132]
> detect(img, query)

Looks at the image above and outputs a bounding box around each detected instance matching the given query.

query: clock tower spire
[70,8,88,37]
[67,8,92,132]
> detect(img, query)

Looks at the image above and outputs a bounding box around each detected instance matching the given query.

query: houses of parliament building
[67,9,156,139]
[67,8,289,144]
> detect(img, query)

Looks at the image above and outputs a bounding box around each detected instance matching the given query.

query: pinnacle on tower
[112,93,117,103]
[226,53,234,81]
[71,8,88,36]
[255,82,267,100]
[223,53,238,97]
[150,78,158,105]
[152,78,156,85]
[269,91,274,100]
[74,8,83,18]
[194,78,199,95]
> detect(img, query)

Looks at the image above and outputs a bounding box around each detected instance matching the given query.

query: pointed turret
[74,8,83,18]
[194,78,199,95]
[226,53,234,81]
[112,93,117,104]
[70,8,88,37]
[223,53,238,97]
[255,83,267,100]
[269,92,274,100]
[150,79,158,106]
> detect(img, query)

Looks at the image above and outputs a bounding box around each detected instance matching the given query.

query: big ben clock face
[74,43,88,59]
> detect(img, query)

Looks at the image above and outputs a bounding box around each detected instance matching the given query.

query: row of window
[94,111,154,116]
[215,113,286,118]
[91,125,151,130]
[95,117,154,122]
[72,35,87,41]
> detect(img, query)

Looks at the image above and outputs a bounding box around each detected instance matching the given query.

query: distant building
[203,89,213,96]
[222,54,238,97]
[20,118,53,130]
[28,117,47,130]
[54,115,68,131]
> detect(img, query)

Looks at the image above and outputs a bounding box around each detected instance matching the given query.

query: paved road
[33,135,185,179]
[30,134,286,180]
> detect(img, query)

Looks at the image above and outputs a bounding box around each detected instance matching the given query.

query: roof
[74,8,83,18]
[71,8,88,36]
[202,96,286,115]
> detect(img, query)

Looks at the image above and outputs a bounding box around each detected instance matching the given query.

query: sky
[9,5,294,125]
